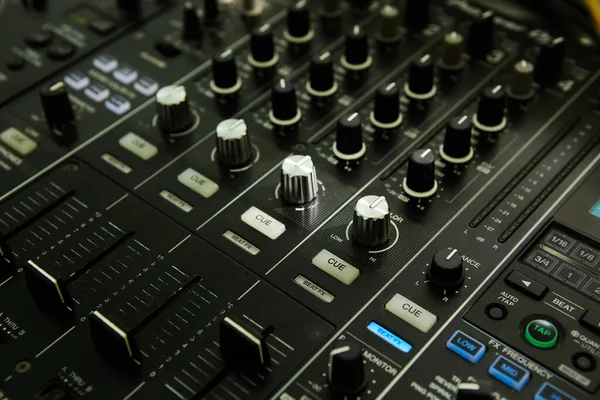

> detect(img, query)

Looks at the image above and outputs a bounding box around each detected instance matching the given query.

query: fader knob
[0,239,14,281]
[204,0,220,26]
[466,10,495,59]
[352,195,391,247]
[281,155,318,205]
[333,113,366,160]
[210,49,242,96]
[405,54,437,100]
[403,149,437,198]
[249,24,278,69]
[220,315,271,370]
[284,1,313,44]
[270,79,302,127]
[328,342,368,395]
[371,82,402,130]
[427,248,465,288]
[341,25,372,72]
[508,60,535,100]
[439,32,465,71]
[39,81,77,144]
[534,36,566,87]
[455,381,495,400]
[473,85,507,132]
[182,2,203,40]
[155,85,195,135]
[440,115,473,164]
[377,5,401,44]
[216,119,253,167]
[404,0,430,33]
[306,52,338,98]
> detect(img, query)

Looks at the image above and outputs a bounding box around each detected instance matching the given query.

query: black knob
[328,342,367,395]
[455,381,494,400]
[182,2,203,40]
[508,60,535,100]
[466,10,495,59]
[22,0,47,11]
[321,0,343,17]
[403,149,437,197]
[270,79,301,126]
[352,195,391,247]
[216,119,253,167]
[220,315,271,370]
[211,49,242,95]
[306,52,337,97]
[377,5,401,44]
[371,82,402,129]
[333,113,365,160]
[439,31,465,71]
[39,81,78,144]
[534,36,566,87]
[204,0,220,26]
[405,54,437,100]
[473,85,507,132]
[427,248,465,288]
[404,0,430,33]
[342,25,371,71]
[249,24,278,67]
[117,0,140,12]
[285,1,313,43]
[241,0,263,17]
[155,85,195,136]
[441,115,473,164]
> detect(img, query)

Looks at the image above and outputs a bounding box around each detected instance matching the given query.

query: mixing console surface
[1,0,600,399]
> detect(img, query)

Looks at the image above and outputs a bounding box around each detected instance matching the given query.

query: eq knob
[210,49,242,96]
[440,115,473,164]
[284,1,314,45]
[269,78,302,128]
[249,24,278,71]
[204,0,220,26]
[182,2,203,40]
[427,248,465,288]
[377,5,401,44]
[405,54,437,101]
[455,381,495,400]
[341,25,372,72]
[216,119,253,167]
[306,52,338,99]
[508,59,535,101]
[473,85,507,132]
[404,0,430,33]
[352,195,391,247]
[333,113,366,161]
[281,155,318,205]
[39,81,77,144]
[439,31,465,72]
[403,149,437,198]
[156,85,195,136]
[466,10,495,59]
[371,82,403,130]
[220,314,271,370]
[534,36,566,87]
[328,342,368,395]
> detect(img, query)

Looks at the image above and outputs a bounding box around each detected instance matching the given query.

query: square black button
[505,271,548,300]
[580,310,600,334]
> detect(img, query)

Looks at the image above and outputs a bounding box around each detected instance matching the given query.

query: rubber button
[485,303,507,320]
[24,31,52,48]
[47,43,76,61]
[524,319,558,349]
[572,352,595,372]
[6,56,25,71]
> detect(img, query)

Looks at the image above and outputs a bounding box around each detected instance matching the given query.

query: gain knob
[440,115,473,164]
[352,195,391,247]
[216,119,253,167]
[155,85,195,137]
[306,52,338,99]
[240,0,263,17]
[405,54,437,101]
[439,31,465,72]
[404,0,430,33]
[473,85,507,132]
[403,149,437,198]
[248,24,279,71]
[466,10,495,59]
[508,60,535,101]
[534,36,566,87]
[210,49,242,97]
[182,2,203,40]
[427,248,465,288]
[341,25,372,73]
[204,0,220,26]
[269,78,302,129]
[284,1,314,45]
[281,155,318,205]
[333,113,366,161]
[376,5,402,45]
[39,81,78,144]
[371,82,402,131]
[328,342,368,395]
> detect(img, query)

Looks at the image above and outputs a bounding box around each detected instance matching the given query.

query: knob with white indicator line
[371,82,402,130]
[427,248,465,288]
[405,54,437,101]
[248,24,279,71]
[403,149,437,198]
[281,155,318,205]
[535,37,566,87]
[39,81,78,144]
[440,115,473,164]
[439,31,465,72]
[376,5,402,44]
[473,85,507,132]
[216,119,253,167]
[210,49,242,97]
[269,79,302,128]
[328,342,367,395]
[155,85,195,136]
[341,25,372,73]
[306,52,338,99]
[352,195,391,247]
[182,2,203,40]
[284,1,314,45]
[508,60,535,101]
[466,10,495,59]
[333,113,366,161]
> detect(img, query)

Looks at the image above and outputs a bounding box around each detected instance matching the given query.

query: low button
[488,356,530,391]
[118,132,158,161]
[534,383,575,400]
[311,249,359,286]
[241,207,286,240]
[0,128,38,156]
[446,330,486,364]
[177,168,219,199]
[505,271,548,300]
[385,294,437,333]
[524,319,558,349]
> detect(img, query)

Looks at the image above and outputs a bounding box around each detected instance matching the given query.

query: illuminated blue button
[446,330,486,364]
[591,199,600,218]
[367,321,412,353]
[488,356,530,391]
[534,383,575,400]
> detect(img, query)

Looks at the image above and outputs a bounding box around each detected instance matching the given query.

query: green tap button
[525,319,558,349]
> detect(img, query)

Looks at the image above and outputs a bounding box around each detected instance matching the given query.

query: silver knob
[156,85,195,136]
[216,119,253,167]
[352,195,391,247]
[281,155,318,204]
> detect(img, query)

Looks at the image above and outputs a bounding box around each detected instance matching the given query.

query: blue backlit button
[446,330,486,364]
[84,82,110,103]
[534,383,575,400]
[93,54,118,73]
[488,356,530,391]
[134,76,159,96]
[105,95,131,115]
[113,66,139,85]
[64,71,90,90]
[367,321,412,353]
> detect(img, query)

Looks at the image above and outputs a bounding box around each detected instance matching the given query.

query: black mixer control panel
[1,1,600,399]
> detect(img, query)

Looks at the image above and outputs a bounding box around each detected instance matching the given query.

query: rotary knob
[405,54,437,101]
[117,0,140,12]
[427,248,465,288]
[404,0,430,33]
[377,5,402,44]
[534,36,566,87]
[306,52,338,99]
[155,85,195,136]
[211,49,242,96]
[241,0,263,17]
[439,31,465,72]
[320,0,343,18]
[466,10,495,59]
[333,113,366,160]
[440,115,473,164]
[352,195,390,248]
[216,119,253,167]
[328,342,368,395]
[341,25,372,72]
[39,81,78,144]
[281,155,318,205]
[269,78,302,128]
[508,60,535,101]
[371,82,402,130]
[403,149,437,198]
[204,0,220,26]
[473,85,507,132]
[23,0,47,11]
[284,1,314,45]
[248,24,278,71]
[182,2,203,40]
